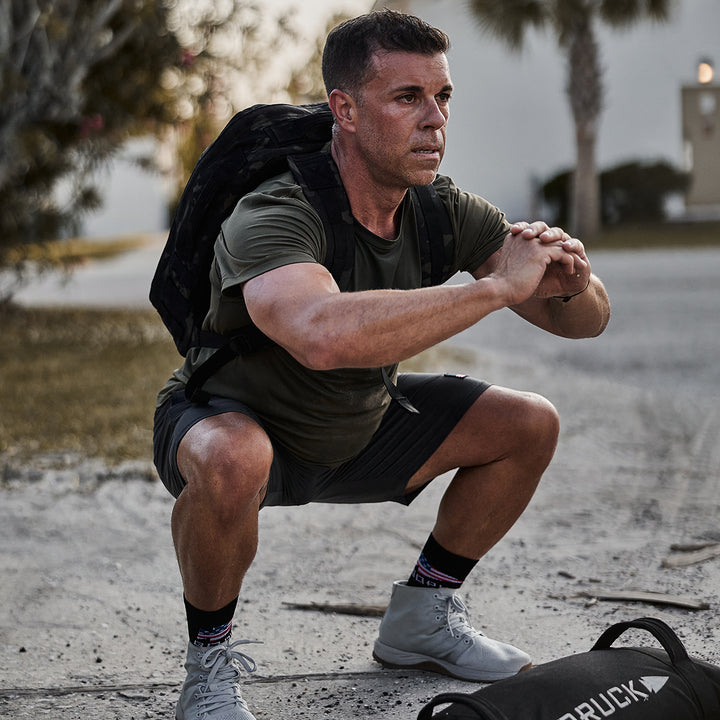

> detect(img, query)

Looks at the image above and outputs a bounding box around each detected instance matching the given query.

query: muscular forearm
[286,278,507,370]
[244,263,509,370]
[510,274,611,339]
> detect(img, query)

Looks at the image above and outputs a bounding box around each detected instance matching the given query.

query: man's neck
[331,139,406,240]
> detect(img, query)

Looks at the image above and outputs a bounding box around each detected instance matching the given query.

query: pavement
[2,244,720,719]
[11,233,166,310]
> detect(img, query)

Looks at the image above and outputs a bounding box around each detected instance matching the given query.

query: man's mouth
[412,147,441,156]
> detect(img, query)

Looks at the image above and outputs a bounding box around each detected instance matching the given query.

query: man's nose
[421,99,447,129]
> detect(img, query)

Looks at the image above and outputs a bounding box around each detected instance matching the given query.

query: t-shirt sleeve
[213,178,326,296]
[434,175,511,274]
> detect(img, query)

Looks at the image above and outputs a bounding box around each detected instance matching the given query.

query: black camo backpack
[149,102,456,404]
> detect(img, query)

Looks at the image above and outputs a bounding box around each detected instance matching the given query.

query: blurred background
[2,0,718,283]
[1,0,719,465]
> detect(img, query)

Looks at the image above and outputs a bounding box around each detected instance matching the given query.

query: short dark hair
[322,9,450,97]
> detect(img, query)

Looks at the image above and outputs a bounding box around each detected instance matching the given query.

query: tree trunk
[566,13,603,239]
[571,122,600,239]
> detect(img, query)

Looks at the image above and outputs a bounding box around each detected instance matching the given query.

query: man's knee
[514,391,560,461]
[478,387,559,460]
[524,391,560,438]
[178,413,273,513]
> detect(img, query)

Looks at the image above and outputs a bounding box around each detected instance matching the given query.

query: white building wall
[84,0,720,234]
[81,136,170,238]
[396,0,720,221]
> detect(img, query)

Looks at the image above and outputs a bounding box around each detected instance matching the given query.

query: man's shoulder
[432,173,456,191]
[225,169,320,229]
[428,174,510,273]
[250,170,306,200]
[431,174,505,224]
[219,168,325,261]
[431,173,495,210]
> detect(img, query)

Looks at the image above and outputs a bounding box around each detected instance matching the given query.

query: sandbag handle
[592,616,718,719]
[417,691,507,720]
[591,616,691,663]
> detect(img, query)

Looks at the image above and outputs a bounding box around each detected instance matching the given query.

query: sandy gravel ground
[2,247,720,719]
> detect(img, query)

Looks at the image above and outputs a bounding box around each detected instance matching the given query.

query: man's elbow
[591,296,612,337]
[593,309,611,337]
[572,284,611,339]
[291,333,347,371]
[575,304,611,339]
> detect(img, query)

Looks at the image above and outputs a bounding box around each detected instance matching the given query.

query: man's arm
[242,225,582,370]
[473,222,611,339]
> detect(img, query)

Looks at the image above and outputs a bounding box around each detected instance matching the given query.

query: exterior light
[698,59,714,84]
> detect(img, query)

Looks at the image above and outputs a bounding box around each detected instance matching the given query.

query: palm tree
[467,0,673,239]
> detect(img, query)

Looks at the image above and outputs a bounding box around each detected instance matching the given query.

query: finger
[541,241,575,265]
[555,251,577,273]
[564,252,588,274]
[556,234,583,249]
[509,221,530,235]
[511,221,550,238]
[523,221,549,238]
[539,226,570,244]
[564,238,588,261]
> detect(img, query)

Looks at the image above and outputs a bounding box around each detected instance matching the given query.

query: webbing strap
[417,691,506,720]
[411,183,454,287]
[382,367,419,414]
[288,150,355,291]
[184,326,274,403]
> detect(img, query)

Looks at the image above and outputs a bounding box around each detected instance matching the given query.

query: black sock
[184,595,238,646]
[407,533,477,589]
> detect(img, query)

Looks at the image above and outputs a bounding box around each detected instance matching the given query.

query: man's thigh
[405,384,560,494]
[308,373,490,506]
[153,373,491,506]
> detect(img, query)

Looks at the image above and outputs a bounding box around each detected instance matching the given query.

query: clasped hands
[510,221,591,300]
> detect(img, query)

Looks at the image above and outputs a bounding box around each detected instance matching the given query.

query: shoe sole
[372,642,532,683]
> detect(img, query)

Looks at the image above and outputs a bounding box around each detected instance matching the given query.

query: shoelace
[197,640,261,715]
[442,593,486,642]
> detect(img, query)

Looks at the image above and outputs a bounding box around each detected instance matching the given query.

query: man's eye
[437,93,451,103]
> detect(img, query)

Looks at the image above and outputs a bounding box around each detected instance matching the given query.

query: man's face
[352,50,452,190]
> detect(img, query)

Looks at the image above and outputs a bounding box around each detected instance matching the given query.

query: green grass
[588,220,720,251]
[0,306,182,466]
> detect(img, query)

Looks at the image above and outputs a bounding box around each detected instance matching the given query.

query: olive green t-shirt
[157,171,509,466]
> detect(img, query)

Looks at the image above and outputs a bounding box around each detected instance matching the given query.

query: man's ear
[328,89,357,132]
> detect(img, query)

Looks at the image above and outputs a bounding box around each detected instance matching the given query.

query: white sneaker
[373,581,531,682]
[176,639,260,720]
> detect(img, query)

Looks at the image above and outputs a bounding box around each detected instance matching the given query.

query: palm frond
[599,0,674,27]
[645,0,674,21]
[466,0,549,51]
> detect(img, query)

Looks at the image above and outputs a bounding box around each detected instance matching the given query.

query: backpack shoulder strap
[287,149,355,292]
[410,182,455,287]
[186,146,354,404]
[184,325,275,404]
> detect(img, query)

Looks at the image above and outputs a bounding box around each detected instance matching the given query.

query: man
[153,10,610,720]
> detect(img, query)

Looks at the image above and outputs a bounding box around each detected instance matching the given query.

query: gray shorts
[153,372,489,507]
